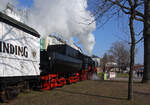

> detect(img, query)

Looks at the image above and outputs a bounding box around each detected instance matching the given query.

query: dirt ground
[1,80,150,105]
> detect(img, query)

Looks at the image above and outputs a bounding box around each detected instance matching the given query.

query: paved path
[112,77,142,82]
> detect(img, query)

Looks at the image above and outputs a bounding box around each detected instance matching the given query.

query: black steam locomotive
[0,11,97,102]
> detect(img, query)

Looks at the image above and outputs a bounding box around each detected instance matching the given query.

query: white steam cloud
[0,0,96,54]
[28,0,96,54]
[91,73,100,80]
[0,0,18,11]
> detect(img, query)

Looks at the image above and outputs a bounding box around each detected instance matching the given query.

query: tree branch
[127,0,133,7]
[134,0,138,7]
[135,30,143,36]
[128,37,144,45]
[134,16,144,22]
[109,0,130,10]
[108,0,144,18]
[135,10,144,18]
[135,37,144,44]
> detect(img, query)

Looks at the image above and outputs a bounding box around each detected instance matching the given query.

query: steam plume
[91,73,100,80]
[0,0,96,54]
[28,0,96,54]
[0,0,18,11]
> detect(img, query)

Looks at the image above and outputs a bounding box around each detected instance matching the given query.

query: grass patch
[0,80,150,105]
[117,73,129,78]
[97,72,103,77]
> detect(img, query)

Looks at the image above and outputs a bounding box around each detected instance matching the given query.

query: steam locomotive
[0,11,97,102]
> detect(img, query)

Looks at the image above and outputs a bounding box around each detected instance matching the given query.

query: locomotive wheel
[66,80,70,85]
[17,87,21,94]
[0,87,20,103]
[0,90,8,103]
[23,81,30,93]
[7,87,19,100]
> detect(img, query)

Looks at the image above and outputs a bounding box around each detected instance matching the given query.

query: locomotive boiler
[40,44,83,74]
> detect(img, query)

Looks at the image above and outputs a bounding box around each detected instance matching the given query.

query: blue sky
[17,0,33,8]
[17,0,144,64]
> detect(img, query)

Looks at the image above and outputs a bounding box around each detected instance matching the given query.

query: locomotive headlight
[32,49,37,58]
[32,51,36,57]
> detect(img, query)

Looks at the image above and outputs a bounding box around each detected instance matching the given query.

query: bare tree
[142,0,150,83]
[101,53,115,72]
[89,0,146,100]
[108,41,130,71]
[89,0,150,84]
[100,53,108,73]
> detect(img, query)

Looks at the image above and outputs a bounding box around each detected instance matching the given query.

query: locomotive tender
[0,11,97,102]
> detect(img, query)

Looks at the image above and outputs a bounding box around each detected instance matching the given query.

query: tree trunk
[142,0,150,83]
[128,13,135,100]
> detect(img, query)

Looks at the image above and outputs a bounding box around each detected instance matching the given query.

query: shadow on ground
[56,89,127,101]
[93,80,142,84]
[134,91,150,96]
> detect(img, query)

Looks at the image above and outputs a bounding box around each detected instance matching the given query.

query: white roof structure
[43,34,83,53]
